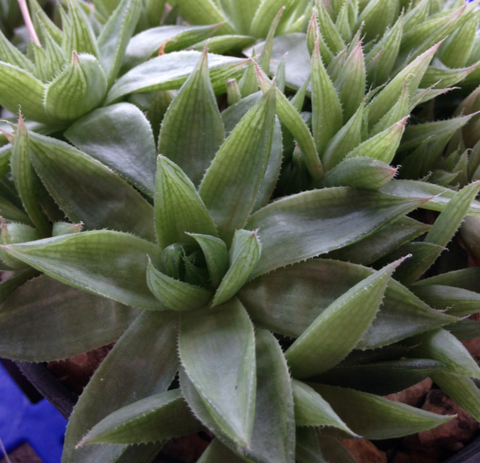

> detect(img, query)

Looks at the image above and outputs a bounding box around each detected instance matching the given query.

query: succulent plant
[1,0,480,462]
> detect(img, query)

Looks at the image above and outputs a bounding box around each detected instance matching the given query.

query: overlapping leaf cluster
[1,0,480,462]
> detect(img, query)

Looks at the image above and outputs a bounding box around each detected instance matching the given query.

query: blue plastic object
[0,363,67,463]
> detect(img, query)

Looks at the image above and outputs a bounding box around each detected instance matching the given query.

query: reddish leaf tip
[72,50,80,66]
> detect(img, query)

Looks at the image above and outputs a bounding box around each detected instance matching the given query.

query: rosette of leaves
[1,35,480,462]
[0,0,246,141]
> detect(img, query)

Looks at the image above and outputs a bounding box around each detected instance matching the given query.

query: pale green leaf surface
[432,371,480,422]
[174,0,234,34]
[11,120,50,236]
[158,47,225,187]
[179,298,256,447]
[0,196,32,225]
[293,380,353,435]
[413,268,480,292]
[407,329,480,379]
[317,435,356,463]
[197,439,246,463]
[200,85,276,242]
[239,259,456,349]
[217,0,260,35]
[123,24,222,72]
[213,230,261,306]
[189,35,256,55]
[188,233,228,288]
[312,384,453,440]
[65,103,157,197]
[296,428,328,463]
[325,217,429,265]
[411,285,480,317]
[63,311,178,463]
[0,268,37,302]
[80,389,201,445]
[3,231,164,311]
[246,188,426,278]
[380,180,480,215]
[44,53,107,123]
[420,63,480,90]
[285,260,401,378]
[250,0,295,38]
[64,0,99,58]
[107,51,246,103]
[0,62,47,122]
[0,29,35,72]
[0,275,139,361]
[29,133,155,241]
[315,359,446,396]
[97,0,142,87]
[146,262,212,311]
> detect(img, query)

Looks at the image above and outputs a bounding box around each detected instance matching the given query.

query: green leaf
[311,39,343,157]
[0,268,38,302]
[146,261,212,311]
[345,117,407,164]
[239,259,456,348]
[318,436,356,463]
[80,389,201,445]
[256,66,323,179]
[158,46,225,187]
[316,0,345,54]
[432,371,480,422]
[336,44,366,121]
[411,285,480,317]
[251,1,294,38]
[367,43,440,126]
[216,0,260,35]
[3,231,164,310]
[413,267,480,293]
[322,102,364,170]
[63,310,178,463]
[123,24,222,72]
[407,329,480,379]
[420,63,480,90]
[197,439,246,463]
[358,0,398,42]
[296,428,328,463]
[29,133,155,241]
[0,274,139,361]
[316,359,446,396]
[285,259,402,378]
[179,297,256,447]
[199,84,276,243]
[322,157,397,191]
[11,117,50,236]
[97,0,142,87]
[188,233,228,288]
[256,7,285,72]
[325,217,430,265]
[0,28,35,72]
[312,384,453,440]
[29,0,63,45]
[155,156,218,249]
[213,229,261,307]
[44,52,107,123]
[0,195,32,225]
[0,221,42,269]
[446,319,480,340]
[106,51,246,104]
[65,103,157,197]
[174,0,234,35]
[246,188,426,278]
[0,62,47,122]
[63,0,99,58]
[380,180,480,215]
[292,380,354,435]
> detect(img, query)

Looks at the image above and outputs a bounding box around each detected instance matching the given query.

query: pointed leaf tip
[72,50,80,65]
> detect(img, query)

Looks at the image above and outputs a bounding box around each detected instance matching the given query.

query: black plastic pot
[9,361,480,463]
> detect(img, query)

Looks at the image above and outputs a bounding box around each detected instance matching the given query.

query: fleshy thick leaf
[250,1,294,38]
[407,329,480,379]
[158,46,225,187]
[44,53,107,123]
[63,0,99,58]
[107,51,246,104]
[246,188,426,278]
[0,275,139,361]
[285,260,401,378]
[65,103,157,197]
[213,229,261,306]
[3,231,164,310]
[0,62,47,122]
[197,439,246,463]
[179,298,256,447]
[174,0,234,34]
[314,384,453,440]
[97,0,141,87]
[146,261,212,311]
[63,311,178,463]
[29,133,155,241]
[293,380,353,435]
[155,156,218,249]
[200,85,276,243]
[80,389,201,445]
[239,259,456,348]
